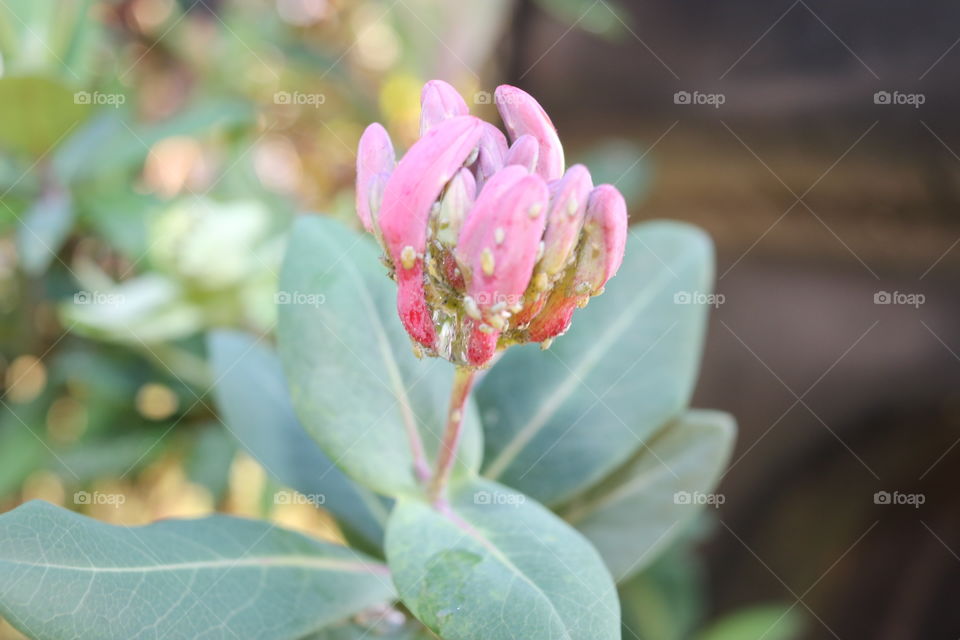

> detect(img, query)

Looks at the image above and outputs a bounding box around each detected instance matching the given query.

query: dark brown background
[504,1,960,637]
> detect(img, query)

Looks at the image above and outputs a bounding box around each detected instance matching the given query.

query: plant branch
[429,365,476,503]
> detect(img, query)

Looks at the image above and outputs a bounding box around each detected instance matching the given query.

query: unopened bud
[495,85,565,181]
[504,134,540,173]
[420,80,469,135]
[436,168,476,246]
[356,123,395,232]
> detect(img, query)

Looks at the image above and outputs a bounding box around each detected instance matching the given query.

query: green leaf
[0,75,89,156]
[16,188,74,276]
[696,604,805,640]
[619,541,706,640]
[480,221,714,505]
[0,501,394,640]
[563,410,736,581]
[277,216,482,498]
[208,329,388,554]
[385,479,620,640]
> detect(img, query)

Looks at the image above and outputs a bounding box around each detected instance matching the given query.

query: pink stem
[429,366,476,503]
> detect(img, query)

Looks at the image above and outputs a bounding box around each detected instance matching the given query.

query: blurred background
[0,0,957,638]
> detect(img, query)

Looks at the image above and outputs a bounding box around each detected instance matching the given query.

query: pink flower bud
[539,164,593,276]
[510,164,591,327]
[576,184,628,293]
[355,123,395,232]
[495,85,565,181]
[378,116,483,349]
[355,80,629,366]
[525,294,577,344]
[503,134,539,173]
[419,80,469,135]
[456,171,549,366]
[472,122,508,188]
[435,167,476,247]
[526,184,627,342]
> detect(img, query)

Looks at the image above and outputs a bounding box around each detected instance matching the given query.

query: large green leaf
[385,479,619,640]
[208,329,388,554]
[0,501,394,640]
[696,604,805,640]
[618,538,706,640]
[480,221,714,505]
[563,410,735,582]
[277,216,482,498]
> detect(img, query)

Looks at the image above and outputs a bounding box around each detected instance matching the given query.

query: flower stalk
[429,365,477,503]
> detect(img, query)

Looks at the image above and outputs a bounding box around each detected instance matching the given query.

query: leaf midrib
[483,250,689,480]
[0,555,389,575]
[318,231,426,483]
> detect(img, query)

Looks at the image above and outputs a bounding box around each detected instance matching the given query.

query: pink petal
[378,116,483,348]
[435,167,477,247]
[526,184,628,343]
[511,165,592,327]
[458,172,548,306]
[494,85,564,181]
[419,80,469,136]
[526,296,577,343]
[578,184,628,291]
[465,318,500,367]
[466,164,528,217]
[473,122,508,188]
[503,134,539,173]
[457,172,549,366]
[355,123,395,232]
[539,164,593,276]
